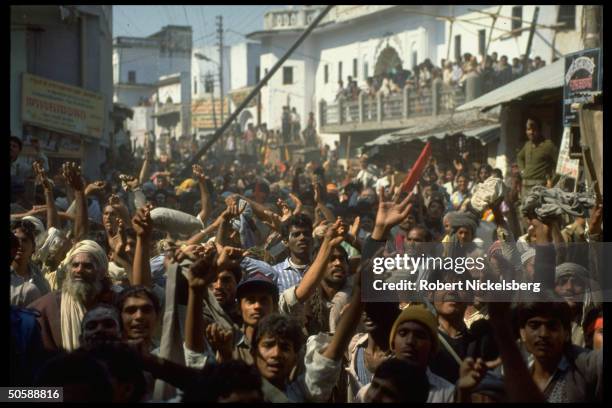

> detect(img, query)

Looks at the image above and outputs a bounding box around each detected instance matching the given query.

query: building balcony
[319,79,467,134]
[263,7,327,30]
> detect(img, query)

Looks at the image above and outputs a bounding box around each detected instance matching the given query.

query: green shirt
[517,139,558,181]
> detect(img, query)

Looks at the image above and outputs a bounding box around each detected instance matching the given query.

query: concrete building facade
[10,5,114,179]
[248,5,586,152]
[113,25,192,153]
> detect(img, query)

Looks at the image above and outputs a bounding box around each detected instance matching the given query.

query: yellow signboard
[22,73,105,139]
[192,97,228,129]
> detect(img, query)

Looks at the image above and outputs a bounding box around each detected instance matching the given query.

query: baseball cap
[236,271,278,301]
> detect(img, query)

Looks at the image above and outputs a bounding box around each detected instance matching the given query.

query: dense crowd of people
[9,112,603,402]
[336,51,548,103]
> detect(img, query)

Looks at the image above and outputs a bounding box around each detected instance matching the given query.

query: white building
[10,5,114,179]
[113,25,192,152]
[191,42,262,135]
[248,5,586,150]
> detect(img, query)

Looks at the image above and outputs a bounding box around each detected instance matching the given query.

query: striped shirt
[273,258,310,294]
[239,257,310,293]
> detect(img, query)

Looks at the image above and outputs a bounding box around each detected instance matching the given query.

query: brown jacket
[27,289,116,352]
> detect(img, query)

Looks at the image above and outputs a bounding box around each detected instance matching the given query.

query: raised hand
[62,162,84,191]
[457,357,488,393]
[373,187,413,239]
[276,198,292,222]
[289,193,303,215]
[216,245,245,271]
[192,164,207,183]
[589,202,603,235]
[118,174,140,191]
[32,160,52,190]
[205,323,234,360]
[221,200,245,222]
[313,182,324,204]
[186,243,218,290]
[109,218,127,256]
[85,181,107,197]
[530,218,551,244]
[349,216,361,238]
[325,218,345,247]
[132,204,153,238]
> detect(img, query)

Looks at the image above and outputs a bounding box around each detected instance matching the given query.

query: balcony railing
[320,79,473,131]
[264,7,327,30]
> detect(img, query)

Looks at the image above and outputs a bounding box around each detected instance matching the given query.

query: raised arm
[321,261,363,361]
[33,161,60,230]
[107,194,131,226]
[62,162,88,241]
[488,302,546,403]
[193,164,213,224]
[313,182,335,223]
[131,204,154,288]
[215,199,245,247]
[138,137,152,185]
[184,244,218,353]
[371,187,413,241]
[294,220,344,302]
[185,216,223,246]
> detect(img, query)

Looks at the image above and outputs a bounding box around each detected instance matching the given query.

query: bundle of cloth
[521,186,596,220]
[470,176,505,214]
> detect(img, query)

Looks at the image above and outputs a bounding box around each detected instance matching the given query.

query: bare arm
[138,138,152,185]
[63,162,88,241]
[295,221,343,301]
[193,164,212,223]
[488,302,546,403]
[185,216,223,246]
[321,262,363,361]
[131,205,153,288]
[184,244,217,353]
[33,161,60,230]
[314,183,335,223]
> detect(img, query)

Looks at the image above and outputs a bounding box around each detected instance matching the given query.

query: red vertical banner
[400,142,432,193]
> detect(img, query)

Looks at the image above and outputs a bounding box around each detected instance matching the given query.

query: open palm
[375,187,413,229]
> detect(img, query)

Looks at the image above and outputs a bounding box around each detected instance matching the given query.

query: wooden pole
[179,5,334,178]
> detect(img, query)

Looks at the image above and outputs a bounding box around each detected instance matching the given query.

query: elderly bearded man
[29,240,113,352]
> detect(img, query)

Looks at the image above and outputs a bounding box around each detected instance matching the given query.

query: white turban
[57,240,109,284]
[57,240,109,352]
[22,216,47,251]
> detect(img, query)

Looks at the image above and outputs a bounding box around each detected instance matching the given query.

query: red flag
[400,142,432,193]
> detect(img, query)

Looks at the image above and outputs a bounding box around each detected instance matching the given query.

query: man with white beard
[29,240,113,352]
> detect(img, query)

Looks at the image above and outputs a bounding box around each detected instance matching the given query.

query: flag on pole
[400,142,432,193]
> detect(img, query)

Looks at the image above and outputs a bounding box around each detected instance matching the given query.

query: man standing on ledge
[517,118,558,194]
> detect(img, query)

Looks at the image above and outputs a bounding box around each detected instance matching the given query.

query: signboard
[556,127,580,179]
[22,73,105,139]
[191,97,229,129]
[563,48,602,127]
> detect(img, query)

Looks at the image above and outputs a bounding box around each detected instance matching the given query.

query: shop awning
[456,57,565,112]
[364,108,500,148]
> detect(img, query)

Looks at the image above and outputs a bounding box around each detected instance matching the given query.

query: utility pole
[484,5,502,56]
[583,5,601,49]
[207,72,218,130]
[522,6,539,76]
[216,15,224,124]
